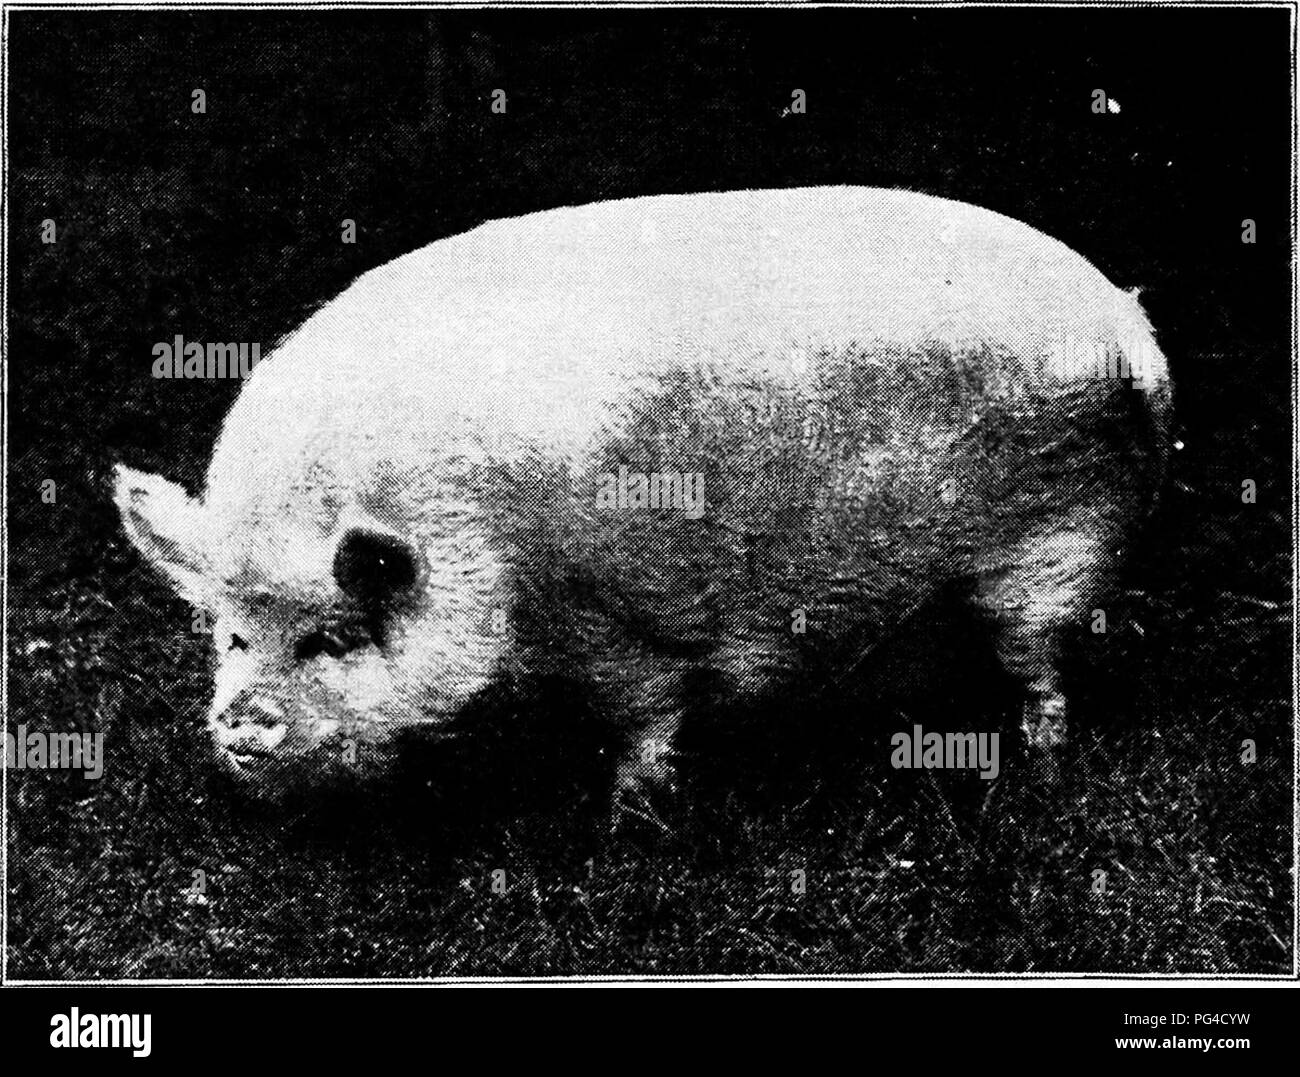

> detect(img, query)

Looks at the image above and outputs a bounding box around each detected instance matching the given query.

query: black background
[8,7,1292,517]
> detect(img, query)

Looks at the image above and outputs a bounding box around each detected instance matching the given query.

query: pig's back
[206,187,1167,508]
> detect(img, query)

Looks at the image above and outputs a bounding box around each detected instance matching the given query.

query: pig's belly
[535,364,1163,696]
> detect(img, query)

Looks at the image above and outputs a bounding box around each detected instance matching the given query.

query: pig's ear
[113,464,212,602]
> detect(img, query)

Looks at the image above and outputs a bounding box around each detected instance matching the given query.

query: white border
[1,0,1296,988]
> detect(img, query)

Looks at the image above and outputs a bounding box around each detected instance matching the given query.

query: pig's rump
[505,346,1168,712]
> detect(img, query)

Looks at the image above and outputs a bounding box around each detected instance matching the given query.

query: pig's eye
[333,529,422,605]
[228,633,249,652]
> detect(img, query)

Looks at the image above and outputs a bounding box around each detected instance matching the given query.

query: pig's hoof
[612,750,679,834]
[1021,694,1067,749]
[1021,695,1066,784]
[611,785,673,834]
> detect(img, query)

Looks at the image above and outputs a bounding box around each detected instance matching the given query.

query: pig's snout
[218,692,286,732]
[212,692,293,770]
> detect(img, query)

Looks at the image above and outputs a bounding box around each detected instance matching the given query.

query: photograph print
[2,1,1294,981]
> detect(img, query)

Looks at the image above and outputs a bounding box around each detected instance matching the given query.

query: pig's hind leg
[971,506,1124,761]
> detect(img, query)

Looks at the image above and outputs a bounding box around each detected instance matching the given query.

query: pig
[113,186,1172,810]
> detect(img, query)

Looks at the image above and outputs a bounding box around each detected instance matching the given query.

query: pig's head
[112,446,510,794]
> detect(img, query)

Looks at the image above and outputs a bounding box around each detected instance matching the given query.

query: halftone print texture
[3,4,1293,981]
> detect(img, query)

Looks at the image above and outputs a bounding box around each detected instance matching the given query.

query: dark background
[4,7,1294,977]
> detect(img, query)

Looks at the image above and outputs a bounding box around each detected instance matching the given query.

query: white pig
[114,186,1171,806]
